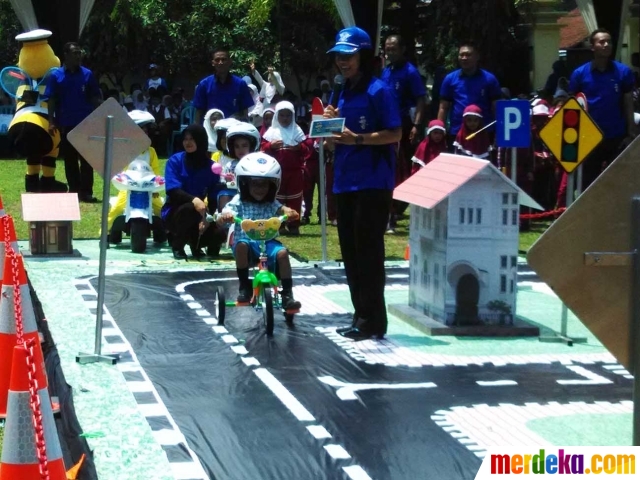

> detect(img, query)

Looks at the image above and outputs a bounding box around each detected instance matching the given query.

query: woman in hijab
[261,101,309,235]
[162,125,226,259]
[259,107,275,139]
[247,83,263,127]
[132,89,148,111]
[203,108,225,154]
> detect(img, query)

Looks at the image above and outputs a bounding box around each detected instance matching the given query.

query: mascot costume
[3,0,93,193]
[1,29,66,192]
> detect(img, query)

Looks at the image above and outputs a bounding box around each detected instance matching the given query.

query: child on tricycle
[217,152,302,311]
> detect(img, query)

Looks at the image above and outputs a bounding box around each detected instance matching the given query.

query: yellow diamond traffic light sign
[539,97,603,173]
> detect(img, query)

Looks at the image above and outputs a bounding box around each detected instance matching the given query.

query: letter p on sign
[496,100,531,148]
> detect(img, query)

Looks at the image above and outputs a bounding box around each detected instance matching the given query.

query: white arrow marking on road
[557,365,613,385]
[318,375,437,401]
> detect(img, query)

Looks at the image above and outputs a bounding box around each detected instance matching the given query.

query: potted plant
[487,300,512,325]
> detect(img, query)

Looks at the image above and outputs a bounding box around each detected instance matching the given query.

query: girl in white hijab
[263,101,306,146]
[261,101,309,236]
[203,108,225,153]
[132,89,148,111]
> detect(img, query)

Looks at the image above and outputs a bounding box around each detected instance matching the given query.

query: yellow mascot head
[16,29,60,79]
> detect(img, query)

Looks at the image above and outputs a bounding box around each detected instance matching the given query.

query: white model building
[394,154,542,326]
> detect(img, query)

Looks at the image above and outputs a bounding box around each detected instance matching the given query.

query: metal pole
[76,115,118,365]
[511,147,517,183]
[576,164,583,197]
[95,115,114,355]
[631,197,640,446]
[318,141,328,263]
[559,172,575,337]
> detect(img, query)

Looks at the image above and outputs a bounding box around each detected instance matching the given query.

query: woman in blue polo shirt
[162,125,226,260]
[324,27,402,341]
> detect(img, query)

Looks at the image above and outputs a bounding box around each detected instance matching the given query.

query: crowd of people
[34,26,640,340]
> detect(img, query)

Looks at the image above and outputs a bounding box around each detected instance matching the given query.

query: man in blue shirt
[193,47,255,124]
[381,34,426,232]
[569,28,637,189]
[46,42,101,202]
[438,41,502,147]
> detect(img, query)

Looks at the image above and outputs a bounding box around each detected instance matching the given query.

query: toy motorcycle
[110,160,166,253]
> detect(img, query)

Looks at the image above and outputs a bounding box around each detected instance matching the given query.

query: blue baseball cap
[327,27,372,54]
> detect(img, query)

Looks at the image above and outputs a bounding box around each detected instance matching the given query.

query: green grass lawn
[0,158,547,259]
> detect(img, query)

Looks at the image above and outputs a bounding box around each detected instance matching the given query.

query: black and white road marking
[176,278,373,480]
[431,400,633,458]
[74,277,209,480]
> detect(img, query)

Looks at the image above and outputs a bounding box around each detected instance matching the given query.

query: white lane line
[231,345,248,355]
[342,465,371,480]
[253,368,315,422]
[178,277,373,479]
[318,375,436,401]
[186,302,202,309]
[242,357,261,367]
[307,425,332,439]
[476,380,518,387]
[557,365,613,385]
[324,444,351,459]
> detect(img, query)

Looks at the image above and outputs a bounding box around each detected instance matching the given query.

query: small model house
[22,193,81,255]
[393,154,542,331]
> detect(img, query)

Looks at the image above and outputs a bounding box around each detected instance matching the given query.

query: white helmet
[213,118,241,152]
[226,122,260,159]
[235,152,281,201]
[128,110,155,126]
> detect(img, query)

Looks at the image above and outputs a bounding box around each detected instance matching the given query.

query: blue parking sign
[496,100,531,148]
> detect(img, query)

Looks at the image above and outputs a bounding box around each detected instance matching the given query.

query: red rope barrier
[520,208,566,220]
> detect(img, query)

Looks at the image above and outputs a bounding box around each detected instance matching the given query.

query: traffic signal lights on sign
[561,108,580,164]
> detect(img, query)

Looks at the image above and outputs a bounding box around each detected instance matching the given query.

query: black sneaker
[172,248,188,260]
[237,284,253,303]
[280,290,301,311]
[300,216,310,226]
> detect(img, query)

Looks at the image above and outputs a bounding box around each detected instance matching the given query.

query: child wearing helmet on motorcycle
[217,152,302,309]
[217,122,261,212]
[107,110,163,236]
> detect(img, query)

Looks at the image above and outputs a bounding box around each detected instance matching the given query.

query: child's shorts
[232,238,285,274]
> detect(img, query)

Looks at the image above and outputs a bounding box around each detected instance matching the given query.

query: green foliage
[81,0,282,86]
[0,0,21,68]
[414,0,532,77]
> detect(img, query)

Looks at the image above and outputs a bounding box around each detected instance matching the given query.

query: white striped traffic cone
[0,342,66,479]
[0,250,41,418]
[0,215,20,287]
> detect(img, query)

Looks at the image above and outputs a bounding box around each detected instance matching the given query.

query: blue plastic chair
[167,105,196,156]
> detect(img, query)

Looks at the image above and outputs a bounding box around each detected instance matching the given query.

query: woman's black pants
[335,189,392,335]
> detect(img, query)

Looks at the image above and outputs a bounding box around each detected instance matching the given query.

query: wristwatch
[355,134,364,145]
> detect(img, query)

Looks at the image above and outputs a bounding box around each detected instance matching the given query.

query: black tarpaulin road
[93,269,629,480]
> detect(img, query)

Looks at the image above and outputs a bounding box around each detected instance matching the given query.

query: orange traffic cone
[0,215,20,285]
[0,342,66,480]
[0,194,5,218]
[0,250,41,418]
[404,244,410,261]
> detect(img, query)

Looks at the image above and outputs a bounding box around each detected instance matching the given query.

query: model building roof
[393,154,543,210]
[21,193,81,222]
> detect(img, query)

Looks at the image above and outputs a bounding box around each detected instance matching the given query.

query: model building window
[500,274,507,293]
[476,208,482,224]
[502,209,508,225]
[459,208,465,224]
[500,255,507,269]
[512,209,518,225]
